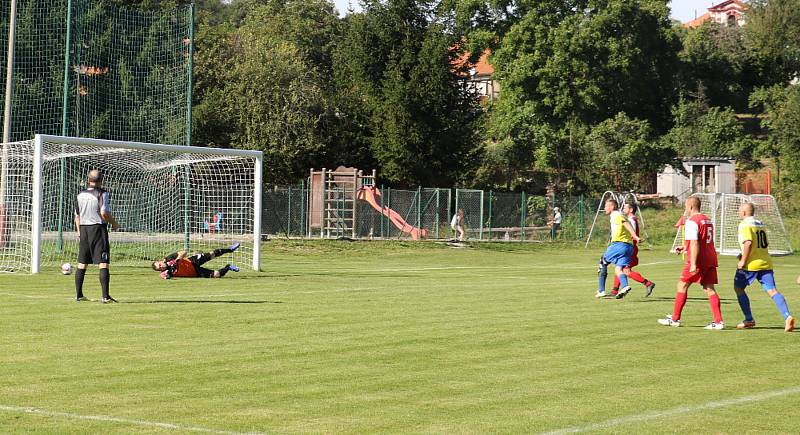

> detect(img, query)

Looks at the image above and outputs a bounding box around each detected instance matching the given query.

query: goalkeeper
[151,242,240,279]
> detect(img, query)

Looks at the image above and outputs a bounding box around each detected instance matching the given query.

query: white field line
[540,386,800,434]
[0,404,265,434]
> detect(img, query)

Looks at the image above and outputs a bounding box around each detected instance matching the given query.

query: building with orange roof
[454,49,499,102]
[684,0,747,28]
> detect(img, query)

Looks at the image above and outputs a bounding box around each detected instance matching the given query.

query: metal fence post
[435,189,440,239]
[579,194,585,239]
[380,184,385,238]
[520,192,527,241]
[417,186,422,232]
[487,190,493,240]
[454,189,459,240]
[287,186,292,236]
[386,187,392,239]
[479,190,484,240]
[300,181,306,237]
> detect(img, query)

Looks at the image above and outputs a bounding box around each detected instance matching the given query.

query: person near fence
[611,202,655,298]
[658,196,724,329]
[451,209,465,241]
[732,202,794,332]
[74,169,122,303]
[151,243,241,279]
[549,207,562,240]
[596,199,639,299]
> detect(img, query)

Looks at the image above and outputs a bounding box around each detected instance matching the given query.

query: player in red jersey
[658,196,724,329]
[611,202,655,298]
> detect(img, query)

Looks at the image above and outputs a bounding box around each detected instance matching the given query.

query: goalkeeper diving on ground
[151,243,240,279]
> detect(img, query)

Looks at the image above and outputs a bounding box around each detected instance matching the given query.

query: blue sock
[771,293,791,320]
[598,265,608,293]
[618,273,629,289]
[736,292,753,322]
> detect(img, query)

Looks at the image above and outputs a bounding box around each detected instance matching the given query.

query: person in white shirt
[550,207,562,240]
[450,209,465,241]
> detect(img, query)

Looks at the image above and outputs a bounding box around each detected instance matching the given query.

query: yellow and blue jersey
[738,216,772,271]
[609,210,632,244]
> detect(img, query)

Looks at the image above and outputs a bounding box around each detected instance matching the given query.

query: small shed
[657,157,736,197]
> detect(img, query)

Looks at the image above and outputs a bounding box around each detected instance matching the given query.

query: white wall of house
[657,159,736,197]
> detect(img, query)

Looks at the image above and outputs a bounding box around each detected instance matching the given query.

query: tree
[192,0,341,184]
[332,0,482,187]
[745,0,800,85]
[582,112,674,192]
[750,85,800,183]
[661,99,756,165]
[678,22,754,112]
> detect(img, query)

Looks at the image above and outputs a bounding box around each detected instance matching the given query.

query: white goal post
[670,193,793,256]
[1,135,262,273]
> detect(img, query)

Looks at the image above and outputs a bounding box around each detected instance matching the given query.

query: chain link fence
[263,185,590,242]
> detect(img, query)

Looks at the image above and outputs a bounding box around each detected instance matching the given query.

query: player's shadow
[123,300,283,304]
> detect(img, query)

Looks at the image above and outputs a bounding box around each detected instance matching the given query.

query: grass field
[2,240,800,434]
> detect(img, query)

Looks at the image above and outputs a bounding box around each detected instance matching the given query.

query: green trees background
[6,0,800,195]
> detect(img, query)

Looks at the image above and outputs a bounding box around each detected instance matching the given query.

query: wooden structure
[308,167,376,238]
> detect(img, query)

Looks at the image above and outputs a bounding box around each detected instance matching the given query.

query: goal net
[670,193,793,256]
[0,135,262,273]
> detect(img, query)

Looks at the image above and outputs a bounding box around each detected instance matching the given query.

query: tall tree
[745,0,800,85]
[332,0,482,187]
[192,0,341,184]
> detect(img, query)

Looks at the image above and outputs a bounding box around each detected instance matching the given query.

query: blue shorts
[734,269,776,291]
[603,242,633,268]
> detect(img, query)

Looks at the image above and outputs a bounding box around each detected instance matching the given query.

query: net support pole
[57,0,73,254]
[1,0,18,212]
[2,0,17,144]
[31,135,44,274]
[253,154,263,271]
[186,3,195,146]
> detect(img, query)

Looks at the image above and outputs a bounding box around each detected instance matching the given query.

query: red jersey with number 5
[684,213,718,268]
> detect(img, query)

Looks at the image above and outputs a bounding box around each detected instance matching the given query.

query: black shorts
[78,224,110,264]
[188,252,215,278]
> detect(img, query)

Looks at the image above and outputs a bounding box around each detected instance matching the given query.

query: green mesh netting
[0,0,192,145]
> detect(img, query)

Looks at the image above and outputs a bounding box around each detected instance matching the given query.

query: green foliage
[661,98,756,165]
[582,113,675,192]
[678,22,753,111]
[192,0,340,184]
[332,0,482,187]
[744,0,800,85]
[750,85,800,182]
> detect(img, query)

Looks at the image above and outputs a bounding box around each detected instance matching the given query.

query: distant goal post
[670,193,793,256]
[1,135,262,273]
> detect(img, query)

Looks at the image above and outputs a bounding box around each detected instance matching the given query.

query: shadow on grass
[121,300,283,304]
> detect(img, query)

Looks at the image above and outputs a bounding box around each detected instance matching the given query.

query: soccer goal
[0,135,263,273]
[670,193,793,256]
[584,191,649,248]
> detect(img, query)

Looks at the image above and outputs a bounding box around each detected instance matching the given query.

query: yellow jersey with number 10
[610,210,631,244]
[738,216,772,271]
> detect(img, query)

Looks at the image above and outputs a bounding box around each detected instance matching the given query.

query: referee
[74,169,121,303]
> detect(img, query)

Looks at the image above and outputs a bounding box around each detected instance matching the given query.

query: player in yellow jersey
[596,199,640,298]
[733,202,794,332]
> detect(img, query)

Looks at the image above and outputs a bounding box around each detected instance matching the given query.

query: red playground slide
[357,186,427,240]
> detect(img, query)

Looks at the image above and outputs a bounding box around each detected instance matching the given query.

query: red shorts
[629,247,639,268]
[680,264,718,286]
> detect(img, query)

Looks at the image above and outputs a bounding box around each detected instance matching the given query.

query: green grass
[2,240,800,434]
